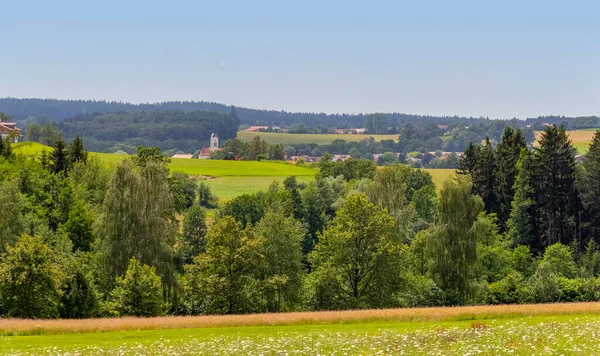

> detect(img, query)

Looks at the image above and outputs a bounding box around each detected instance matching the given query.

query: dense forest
[53,110,239,153]
[4,97,599,129]
[1,124,600,319]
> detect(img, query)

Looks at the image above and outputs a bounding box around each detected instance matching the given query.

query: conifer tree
[472,137,499,215]
[457,141,480,178]
[495,127,527,228]
[580,130,600,243]
[534,125,579,248]
[68,135,88,166]
[50,136,68,173]
[507,150,539,252]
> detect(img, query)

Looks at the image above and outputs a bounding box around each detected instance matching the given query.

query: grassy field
[424,168,455,190]
[534,129,597,154]
[12,143,454,202]
[13,142,317,203]
[238,130,399,145]
[2,302,600,354]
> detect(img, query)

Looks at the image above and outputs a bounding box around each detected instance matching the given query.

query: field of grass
[2,302,600,354]
[237,130,399,145]
[424,168,455,190]
[12,143,453,202]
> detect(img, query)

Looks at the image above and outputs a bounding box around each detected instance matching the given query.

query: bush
[0,234,64,318]
[395,275,445,307]
[60,271,99,318]
[488,272,531,305]
[109,258,165,317]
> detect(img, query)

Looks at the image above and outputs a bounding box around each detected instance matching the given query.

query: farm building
[0,122,22,142]
[172,154,193,159]
[245,126,270,132]
[332,154,352,162]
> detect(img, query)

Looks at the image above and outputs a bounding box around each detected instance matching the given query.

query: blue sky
[2,0,599,118]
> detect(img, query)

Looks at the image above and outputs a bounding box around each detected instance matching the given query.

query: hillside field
[12,143,454,201]
[2,302,600,354]
[237,130,399,145]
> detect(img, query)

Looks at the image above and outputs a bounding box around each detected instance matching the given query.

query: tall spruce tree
[580,130,600,244]
[507,150,540,252]
[68,136,88,166]
[457,141,480,178]
[495,127,527,228]
[50,136,68,174]
[534,125,580,248]
[472,137,499,215]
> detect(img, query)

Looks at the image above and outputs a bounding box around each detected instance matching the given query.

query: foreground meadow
[2,303,600,355]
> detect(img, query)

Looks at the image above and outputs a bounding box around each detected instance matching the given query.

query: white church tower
[210,131,219,152]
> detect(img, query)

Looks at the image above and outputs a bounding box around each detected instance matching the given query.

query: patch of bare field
[2,302,600,335]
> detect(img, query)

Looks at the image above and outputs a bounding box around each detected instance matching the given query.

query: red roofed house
[245,126,270,132]
[0,122,22,143]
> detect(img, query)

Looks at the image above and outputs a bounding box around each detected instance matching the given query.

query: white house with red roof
[0,122,22,142]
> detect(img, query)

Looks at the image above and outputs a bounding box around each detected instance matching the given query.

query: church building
[198,131,221,159]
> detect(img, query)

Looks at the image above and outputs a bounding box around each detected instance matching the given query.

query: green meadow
[12,142,453,201]
[1,313,599,355]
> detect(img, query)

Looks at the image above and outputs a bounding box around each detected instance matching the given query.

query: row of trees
[4,126,600,318]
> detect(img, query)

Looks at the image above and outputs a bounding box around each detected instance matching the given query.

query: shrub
[60,271,99,318]
[109,258,165,317]
[0,234,64,318]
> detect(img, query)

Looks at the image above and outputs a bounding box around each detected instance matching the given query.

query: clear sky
[2,0,599,118]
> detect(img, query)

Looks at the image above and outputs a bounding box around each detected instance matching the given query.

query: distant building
[289,155,321,163]
[576,154,585,163]
[437,124,449,130]
[331,154,352,162]
[0,122,22,142]
[198,147,212,159]
[334,129,346,134]
[210,132,219,152]
[198,131,221,159]
[172,154,193,159]
[427,151,463,160]
[245,126,270,132]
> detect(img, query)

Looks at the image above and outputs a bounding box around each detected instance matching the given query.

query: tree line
[7,97,598,132]
[3,125,600,318]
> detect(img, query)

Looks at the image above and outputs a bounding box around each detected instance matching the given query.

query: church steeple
[210,128,219,151]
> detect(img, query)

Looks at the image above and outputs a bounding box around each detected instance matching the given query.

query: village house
[171,153,193,159]
[289,155,321,163]
[427,151,464,160]
[331,154,352,162]
[245,126,270,132]
[0,122,22,142]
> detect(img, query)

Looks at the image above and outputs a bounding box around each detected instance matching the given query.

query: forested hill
[58,110,238,153]
[0,97,500,127]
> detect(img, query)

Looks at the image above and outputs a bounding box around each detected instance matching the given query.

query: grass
[12,142,317,177]
[237,130,399,145]
[12,143,454,202]
[2,303,600,354]
[424,168,455,190]
[203,176,314,202]
[1,301,599,336]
